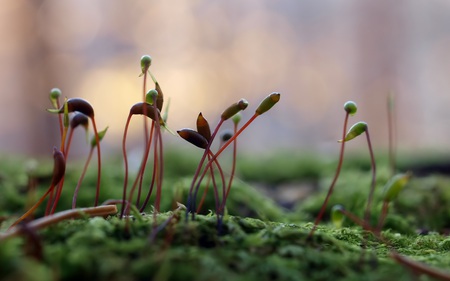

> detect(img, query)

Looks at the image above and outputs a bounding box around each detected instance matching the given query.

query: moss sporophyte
[2,55,450,281]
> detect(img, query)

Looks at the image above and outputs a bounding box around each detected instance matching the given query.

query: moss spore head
[140,55,152,74]
[146,89,159,104]
[50,88,62,100]
[344,101,357,116]
[221,99,249,121]
[255,92,281,115]
[382,172,412,202]
[339,121,367,142]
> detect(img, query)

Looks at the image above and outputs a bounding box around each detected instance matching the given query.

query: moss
[2,152,450,280]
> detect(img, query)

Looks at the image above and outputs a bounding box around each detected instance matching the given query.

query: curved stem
[120,115,132,218]
[186,119,224,220]
[363,129,377,228]
[3,206,117,241]
[91,118,102,206]
[308,112,349,238]
[72,147,94,209]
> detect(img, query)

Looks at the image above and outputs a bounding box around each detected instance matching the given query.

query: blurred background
[1,0,450,158]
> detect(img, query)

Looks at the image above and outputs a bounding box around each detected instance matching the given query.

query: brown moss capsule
[196,113,211,142]
[177,129,208,149]
[48,98,95,119]
[220,130,233,142]
[155,82,164,112]
[70,113,89,130]
[255,92,281,115]
[221,99,249,121]
[129,102,164,125]
[51,147,66,186]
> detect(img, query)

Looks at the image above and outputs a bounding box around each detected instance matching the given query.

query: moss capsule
[177,129,208,149]
[331,205,345,228]
[382,172,412,202]
[344,101,357,116]
[221,99,249,120]
[196,113,211,142]
[140,55,152,74]
[339,121,367,142]
[146,89,159,105]
[255,92,281,115]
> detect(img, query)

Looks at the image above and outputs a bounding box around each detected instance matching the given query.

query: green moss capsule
[344,101,357,116]
[331,205,345,228]
[338,121,367,142]
[140,55,152,74]
[50,88,62,100]
[146,89,159,105]
[255,92,281,115]
[382,172,412,202]
[49,88,62,108]
[232,112,242,125]
[221,99,249,120]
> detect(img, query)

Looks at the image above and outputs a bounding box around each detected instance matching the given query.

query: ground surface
[1,149,450,281]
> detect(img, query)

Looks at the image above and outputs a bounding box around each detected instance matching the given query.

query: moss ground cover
[1,151,450,281]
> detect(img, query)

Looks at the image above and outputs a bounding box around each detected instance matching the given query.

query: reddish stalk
[363,128,377,228]
[9,148,65,229]
[222,122,239,211]
[71,147,94,209]
[136,122,155,207]
[186,119,224,219]
[308,112,350,238]
[196,173,212,213]
[121,114,133,218]
[91,118,101,206]
[191,114,259,215]
[387,92,396,176]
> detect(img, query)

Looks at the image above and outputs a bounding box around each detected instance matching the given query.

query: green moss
[2,151,450,280]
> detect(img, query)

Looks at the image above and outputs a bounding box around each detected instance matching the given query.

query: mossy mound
[1,212,450,281]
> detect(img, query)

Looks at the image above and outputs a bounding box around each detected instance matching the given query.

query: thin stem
[363,129,377,228]
[120,115,132,218]
[186,119,225,220]
[221,122,239,211]
[136,122,155,207]
[308,112,350,238]
[196,174,211,213]
[191,114,259,217]
[387,92,396,176]
[56,99,63,138]
[126,123,155,215]
[153,102,164,213]
[376,201,390,234]
[9,186,56,229]
[91,118,102,206]
[72,147,94,209]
